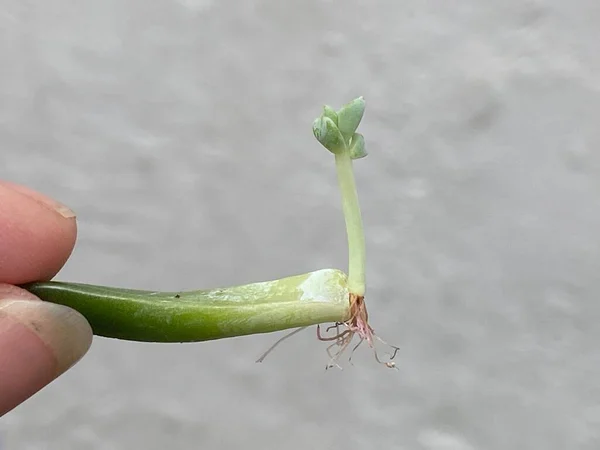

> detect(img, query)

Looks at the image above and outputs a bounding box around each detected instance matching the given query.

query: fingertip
[0,181,78,284]
[1,298,93,374]
[0,181,77,219]
[0,297,93,416]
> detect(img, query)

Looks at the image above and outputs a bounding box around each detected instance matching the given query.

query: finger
[0,287,93,416]
[0,181,77,284]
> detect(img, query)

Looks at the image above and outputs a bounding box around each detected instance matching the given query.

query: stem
[23,269,350,342]
[334,151,366,296]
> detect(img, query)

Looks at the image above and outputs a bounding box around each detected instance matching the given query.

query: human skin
[0,181,93,416]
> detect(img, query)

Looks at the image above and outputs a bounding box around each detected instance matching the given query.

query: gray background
[1,1,600,449]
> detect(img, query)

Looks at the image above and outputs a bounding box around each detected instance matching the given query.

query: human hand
[0,181,92,416]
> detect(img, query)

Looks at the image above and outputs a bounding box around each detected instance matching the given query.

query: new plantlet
[309,96,398,369]
[23,97,397,369]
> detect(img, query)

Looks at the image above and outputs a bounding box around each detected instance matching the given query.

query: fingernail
[0,283,40,301]
[50,202,76,219]
[23,192,75,219]
[0,300,92,375]
[0,181,76,219]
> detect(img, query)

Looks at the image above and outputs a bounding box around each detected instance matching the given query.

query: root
[256,293,399,370]
[255,326,308,363]
[318,293,399,370]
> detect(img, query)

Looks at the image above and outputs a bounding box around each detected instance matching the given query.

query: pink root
[256,293,399,369]
[317,293,399,369]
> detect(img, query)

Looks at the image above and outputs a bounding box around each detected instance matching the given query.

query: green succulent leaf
[349,133,367,159]
[322,105,338,126]
[337,96,365,139]
[312,116,346,154]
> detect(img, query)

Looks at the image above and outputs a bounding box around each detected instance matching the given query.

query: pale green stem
[334,151,366,296]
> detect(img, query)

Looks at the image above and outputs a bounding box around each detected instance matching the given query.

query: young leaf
[312,116,345,154]
[337,97,365,139]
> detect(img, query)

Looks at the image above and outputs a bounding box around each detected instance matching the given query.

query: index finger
[0,181,77,284]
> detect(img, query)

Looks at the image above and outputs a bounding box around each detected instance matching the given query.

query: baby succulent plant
[24,97,397,369]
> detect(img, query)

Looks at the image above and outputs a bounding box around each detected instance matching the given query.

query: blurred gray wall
[2,1,600,449]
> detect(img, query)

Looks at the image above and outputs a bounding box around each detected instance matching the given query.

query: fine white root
[255,326,308,363]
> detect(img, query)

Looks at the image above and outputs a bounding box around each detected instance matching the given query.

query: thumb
[0,286,92,416]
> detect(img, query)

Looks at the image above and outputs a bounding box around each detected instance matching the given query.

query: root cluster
[317,293,399,370]
[256,293,399,369]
